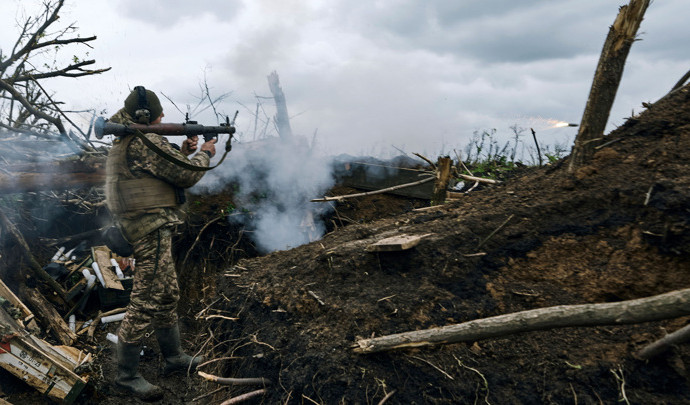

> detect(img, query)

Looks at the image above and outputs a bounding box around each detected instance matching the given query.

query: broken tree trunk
[637,323,690,360]
[431,156,452,206]
[354,287,690,354]
[0,208,67,302]
[20,285,77,346]
[568,0,650,172]
[0,171,104,194]
[267,71,293,139]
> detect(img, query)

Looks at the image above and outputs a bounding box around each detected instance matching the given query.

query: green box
[97,277,133,308]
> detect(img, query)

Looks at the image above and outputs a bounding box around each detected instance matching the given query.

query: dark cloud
[339,2,627,63]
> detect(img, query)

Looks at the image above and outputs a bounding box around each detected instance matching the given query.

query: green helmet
[124,86,163,124]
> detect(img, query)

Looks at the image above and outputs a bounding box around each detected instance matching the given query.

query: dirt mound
[190,86,690,404]
[3,85,689,404]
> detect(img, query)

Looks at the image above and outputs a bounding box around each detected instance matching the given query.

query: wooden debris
[337,161,435,200]
[311,176,435,202]
[0,170,104,194]
[198,371,271,386]
[413,205,445,212]
[92,246,123,290]
[431,156,452,206]
[0,208,67,302]
[220,388,268,405]
[20,285,77,346]
[457,174,499,184]
[366,234,432,252]
[569,0,650,170]
[354,287,690,354]
[0,303,87,404]
[307,290,325,306]
[378,389,397,405]
[477,214,515,249]
[0,278,33,321]
[204,315,239,321]
[637,323,690,360]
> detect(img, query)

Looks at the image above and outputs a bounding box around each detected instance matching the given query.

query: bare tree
[0,0,110,147]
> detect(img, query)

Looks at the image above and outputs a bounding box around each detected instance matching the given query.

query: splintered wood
[93,246,123,290]
[0,302,87,403]
[365,234,432,252]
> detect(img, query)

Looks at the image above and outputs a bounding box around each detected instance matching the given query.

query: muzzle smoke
[192,135,335,253]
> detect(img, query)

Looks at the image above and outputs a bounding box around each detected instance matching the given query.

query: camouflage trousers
[118,225,180,344]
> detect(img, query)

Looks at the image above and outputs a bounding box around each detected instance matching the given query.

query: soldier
[105,86,216,400]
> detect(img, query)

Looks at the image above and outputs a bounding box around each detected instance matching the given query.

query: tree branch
[11,60,111,83]
[0,77,66,135]
[0,0,64,72]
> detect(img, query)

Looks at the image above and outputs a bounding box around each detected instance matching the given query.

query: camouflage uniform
[106,109,210,344]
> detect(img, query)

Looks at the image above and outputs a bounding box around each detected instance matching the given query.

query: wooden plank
[0,278,33,320]
[365,234,432,252]
[337,162,434,200]
[0,308,87,404]
[93,246,123,290]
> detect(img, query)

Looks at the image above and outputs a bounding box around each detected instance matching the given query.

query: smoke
[192,134,335,254]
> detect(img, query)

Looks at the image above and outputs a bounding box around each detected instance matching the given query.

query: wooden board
[366,234,432,252]
[0,308,87,404]
[92,246,123,291]
[0,278,33,319]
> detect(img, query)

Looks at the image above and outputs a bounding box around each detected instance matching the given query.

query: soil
[2,84,690,404]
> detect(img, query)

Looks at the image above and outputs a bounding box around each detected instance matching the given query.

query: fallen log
[20,285,77,346]
[220,389,267,405]
[0,170,104,194]
[354,288,690,354]
[637,323,690,360]
[198,371,271,386]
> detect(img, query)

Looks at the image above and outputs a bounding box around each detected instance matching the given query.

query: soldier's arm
[134,133,211,188]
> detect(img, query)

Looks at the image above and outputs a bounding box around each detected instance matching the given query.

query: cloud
[336,1,616,63]
[113,0,244,27]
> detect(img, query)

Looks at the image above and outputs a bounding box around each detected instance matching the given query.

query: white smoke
[192,134,334,253]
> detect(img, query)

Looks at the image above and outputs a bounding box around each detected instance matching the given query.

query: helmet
[124,86,163,124]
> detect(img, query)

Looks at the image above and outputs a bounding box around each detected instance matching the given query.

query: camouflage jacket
[106,109,210,241]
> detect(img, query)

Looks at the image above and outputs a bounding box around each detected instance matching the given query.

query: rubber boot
[115,340,164,401]
[155,324,204,376]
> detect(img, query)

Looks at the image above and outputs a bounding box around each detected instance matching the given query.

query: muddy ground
[2,83,690,404]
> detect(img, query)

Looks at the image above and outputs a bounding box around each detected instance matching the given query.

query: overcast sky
[2,0,689,157]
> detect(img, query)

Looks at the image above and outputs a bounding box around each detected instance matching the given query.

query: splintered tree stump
[431,156,452,205]
[569,0,650,170]
[354,287,690,353]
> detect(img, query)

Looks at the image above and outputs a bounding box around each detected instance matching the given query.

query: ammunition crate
[97,277,133,308]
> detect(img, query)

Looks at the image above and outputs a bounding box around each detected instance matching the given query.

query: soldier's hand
[181,135,198,156]
[200,138,217,158]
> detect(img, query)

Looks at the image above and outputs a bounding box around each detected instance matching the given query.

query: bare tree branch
[12,60,111,83]
[0,0,64,72]
[0,77,66,135]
